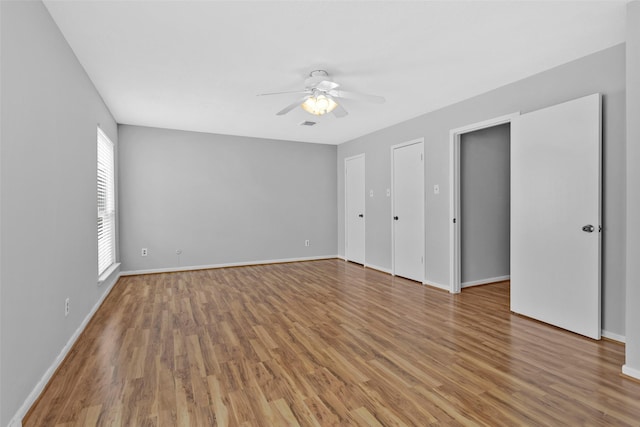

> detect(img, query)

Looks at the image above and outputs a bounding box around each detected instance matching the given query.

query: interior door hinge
[453,218,457,224]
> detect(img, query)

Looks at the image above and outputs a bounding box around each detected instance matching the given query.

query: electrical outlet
[141,248,148,256]
[176,249,182,255]
[305,240,310,247]
[65,298,70,317]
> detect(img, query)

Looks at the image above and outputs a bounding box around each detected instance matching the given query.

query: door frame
[344,153,366,263]
[391,138,425,281]
[449,113,519,293]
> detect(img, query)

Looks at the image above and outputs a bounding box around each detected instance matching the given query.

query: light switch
[370,190,374,198]
[434,184,440,195]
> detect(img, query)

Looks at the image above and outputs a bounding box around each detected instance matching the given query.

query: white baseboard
[8,271,121,427]
[120,255,338,276]
[601,330,625,343]
[462,275,510,288]
[364,263,392,275]
[423,280,450,291]
[8,418,22,427]
[622,364,640,381]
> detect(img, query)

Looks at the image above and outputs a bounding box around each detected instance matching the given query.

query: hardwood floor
[25,259,640,426]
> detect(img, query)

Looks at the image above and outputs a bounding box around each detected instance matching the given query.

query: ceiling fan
[258,70,385,118]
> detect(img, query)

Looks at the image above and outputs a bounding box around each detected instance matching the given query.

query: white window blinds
[97,127,116,276]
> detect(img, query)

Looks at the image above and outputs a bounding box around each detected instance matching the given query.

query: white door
[392,140,424,282]
[345,155,365,264]
[511,93,601,339]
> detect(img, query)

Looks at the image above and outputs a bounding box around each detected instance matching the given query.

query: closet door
[345,155,365,264]
[392,140,424,282]
[511,94,601,339]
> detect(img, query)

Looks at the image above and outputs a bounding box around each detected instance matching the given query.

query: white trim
[364,263,392,275]
[449,128,460,293]
[461,275,510,288]
[449,113,520,294]
[8,273,121,427]
[423,280,449,291]
[98,262,120,285]
[120,255,338,276]
[344,153,365,265]
[622,364,640,381]
[390,138,425,282]
[450,113,520,137]
[601,330,625,343]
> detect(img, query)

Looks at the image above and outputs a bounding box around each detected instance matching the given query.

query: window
[97,127,116,276]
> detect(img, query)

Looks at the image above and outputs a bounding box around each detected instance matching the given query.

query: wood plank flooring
[24,259,640,426]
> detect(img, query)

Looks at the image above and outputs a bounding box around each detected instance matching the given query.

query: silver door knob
[582,225,595,233]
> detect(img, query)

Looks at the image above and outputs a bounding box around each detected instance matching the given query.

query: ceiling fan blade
[329,90,385,104]
[332,103,348,118]
[315,80,340,92]
[276,96,309,116]
[258,90,310,97]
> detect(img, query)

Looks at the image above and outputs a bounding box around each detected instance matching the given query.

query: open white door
[511,93,601,339]
[345,155,365,264]
[392,140,424,282]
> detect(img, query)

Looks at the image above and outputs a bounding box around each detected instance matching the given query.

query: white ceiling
[43,1,627,145]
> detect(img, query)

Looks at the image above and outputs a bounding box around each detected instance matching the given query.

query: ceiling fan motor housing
[305,70,332,90]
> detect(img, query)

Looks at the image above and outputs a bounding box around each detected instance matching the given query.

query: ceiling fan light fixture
[301,94,338,116]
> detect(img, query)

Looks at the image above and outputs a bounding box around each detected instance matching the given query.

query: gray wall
[626,1,640,374]
[337,44,626,336]
[118,125,337,272]
[0,1,119,425]
[460,124,510,285]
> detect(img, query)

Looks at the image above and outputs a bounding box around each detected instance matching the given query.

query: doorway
[450,113,518,293]
[460,124,511,288]
[391,139,424,282]
[345,154,365,264]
